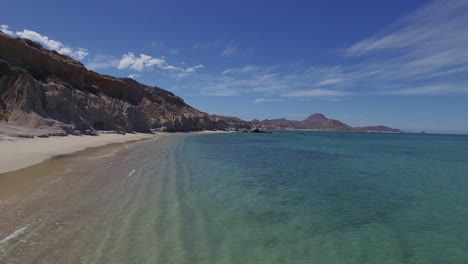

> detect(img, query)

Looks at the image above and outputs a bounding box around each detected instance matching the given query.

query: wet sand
[0,133,183,263]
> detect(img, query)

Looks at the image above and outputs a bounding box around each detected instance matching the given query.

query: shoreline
[0,130,226,175]
[0,132,157,174]
[0,131,197,261]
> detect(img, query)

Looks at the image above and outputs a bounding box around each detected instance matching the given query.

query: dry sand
[0,133,157,174]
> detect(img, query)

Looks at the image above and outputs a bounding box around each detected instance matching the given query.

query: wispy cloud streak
[183,0,468,98]
[178,65,349,97]
[117,52,203,74]
[254,98,284,104]
[340,0,468,95]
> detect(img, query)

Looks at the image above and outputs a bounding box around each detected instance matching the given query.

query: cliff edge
[0,31,226,137]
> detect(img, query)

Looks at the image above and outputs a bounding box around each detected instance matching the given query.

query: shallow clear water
[1,132,468,263]
[177,132,468,263]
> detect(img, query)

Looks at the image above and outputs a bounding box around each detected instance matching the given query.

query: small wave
[128,169,137,177]
[87,149,119,160]
[0,225,28,245]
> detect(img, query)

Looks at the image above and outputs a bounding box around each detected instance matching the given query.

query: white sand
[0,133,156,174]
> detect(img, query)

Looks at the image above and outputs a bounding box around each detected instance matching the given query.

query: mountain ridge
[218,113,401,133]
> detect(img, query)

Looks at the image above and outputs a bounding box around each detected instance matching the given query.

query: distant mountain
[302,113,351,130]
[218,113,401,133]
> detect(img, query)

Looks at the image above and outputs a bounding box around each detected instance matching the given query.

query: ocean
[1,131,467,263]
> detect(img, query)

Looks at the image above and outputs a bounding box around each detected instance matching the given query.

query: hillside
[0,31,228,137]
[221,113,401,133]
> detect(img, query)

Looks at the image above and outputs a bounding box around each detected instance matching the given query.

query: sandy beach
[0,130,226,174]
[0,130,232,263]
[0,133,182,263]
[0,133,157,174]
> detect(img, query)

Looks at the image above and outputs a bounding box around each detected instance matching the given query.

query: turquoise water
[2,131,468,263]
[177,132,468,263]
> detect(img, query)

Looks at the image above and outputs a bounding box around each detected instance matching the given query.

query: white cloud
[118,53,165,71]
[222,65,260,75]
[283,89,350,98]
[86,55,119,71]
[380,84,468,95]
[221,42,254,57]
[14,29,88,60]
[185,65,204,73]
[128,74,140,79]
[254,98,284,104]
[117,52,204,75]
[1,25,88,60]
[162,65,179,70]
[317,78,345,86]
[0,24,14,36]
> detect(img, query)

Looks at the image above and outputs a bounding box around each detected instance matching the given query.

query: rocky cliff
[0,31,227,137]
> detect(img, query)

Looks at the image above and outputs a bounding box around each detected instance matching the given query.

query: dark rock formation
[250,128,262,133]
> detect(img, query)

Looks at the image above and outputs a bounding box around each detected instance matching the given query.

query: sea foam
[0,225,28,245]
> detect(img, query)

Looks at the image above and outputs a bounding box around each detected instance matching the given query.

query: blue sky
[2,0,468,134]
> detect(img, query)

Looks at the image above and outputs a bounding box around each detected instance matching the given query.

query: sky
[2,0,468,134]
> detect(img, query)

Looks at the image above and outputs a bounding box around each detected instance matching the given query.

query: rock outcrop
[210,115,252,130]
[0,31,223,137]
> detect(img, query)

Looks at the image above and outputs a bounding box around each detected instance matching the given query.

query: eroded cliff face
[0,31,225,136]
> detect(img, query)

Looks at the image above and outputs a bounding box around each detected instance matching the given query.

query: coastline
[0,129,224,257]
[0,130,226,175]
[0,132,158,174]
